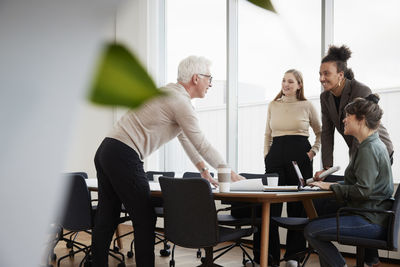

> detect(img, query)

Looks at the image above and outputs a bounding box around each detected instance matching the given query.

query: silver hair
[177,56,212,83]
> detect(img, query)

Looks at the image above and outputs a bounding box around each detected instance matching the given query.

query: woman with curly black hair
[316,45,393,174]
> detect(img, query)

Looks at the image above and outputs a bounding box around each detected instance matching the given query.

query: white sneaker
[245,261,260,267]
[286,260,298,267]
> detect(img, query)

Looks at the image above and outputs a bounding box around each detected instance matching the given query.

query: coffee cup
[217,164,231,192]
[153,174,162,183]
[267,176,278,186]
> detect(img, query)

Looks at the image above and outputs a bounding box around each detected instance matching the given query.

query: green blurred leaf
[89,43,166,109]
[247,0,276,13]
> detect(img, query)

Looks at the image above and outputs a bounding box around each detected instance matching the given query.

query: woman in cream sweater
[263,69,321,266]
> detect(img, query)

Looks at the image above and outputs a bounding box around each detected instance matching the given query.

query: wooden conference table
[87,179,334,267]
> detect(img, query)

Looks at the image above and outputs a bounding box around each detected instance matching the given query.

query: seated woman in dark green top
[304,94,394,267]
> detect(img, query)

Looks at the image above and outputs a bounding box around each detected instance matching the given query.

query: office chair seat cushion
[271,217,309,231]
[218,214,261,226]
[318,234,388,249]
[218,226,254,243]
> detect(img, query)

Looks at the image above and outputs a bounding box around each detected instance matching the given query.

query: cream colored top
[108,83,225,169]
[264,95,321,157]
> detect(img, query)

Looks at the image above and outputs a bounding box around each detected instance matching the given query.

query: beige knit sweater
[264,95,321,157]
[108,83,225,168]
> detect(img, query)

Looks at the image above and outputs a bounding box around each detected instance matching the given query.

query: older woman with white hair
[92,55,244,267]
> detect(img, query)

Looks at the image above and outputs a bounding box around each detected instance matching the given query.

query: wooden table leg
[260,202,270,267]
[302,199,318,219]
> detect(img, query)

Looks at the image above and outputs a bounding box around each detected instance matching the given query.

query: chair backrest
[389,185,400,250]
[159,177,219,248]
[146,171,174,181]
[60,173,93,231]
[182,171,214,178]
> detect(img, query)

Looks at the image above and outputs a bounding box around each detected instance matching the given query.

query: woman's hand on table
[309,181,335,190]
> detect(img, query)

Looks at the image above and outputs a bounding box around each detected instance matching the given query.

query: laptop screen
[292,161,305,188]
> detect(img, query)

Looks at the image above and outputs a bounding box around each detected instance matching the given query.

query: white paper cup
[267,176,278,186]
[153,174,162,183]
[218,164,231,192]
[219,182,230,193]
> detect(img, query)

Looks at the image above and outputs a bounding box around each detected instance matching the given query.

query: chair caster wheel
[200,257,205,263]
[169,259,175,267]
[68,251,75,258]
[164,243,171,250]
[66,241,73,248]
[242,259,250,265]
[196,250,202,258]
[160,249,170,257]
[127,251,134,258]
[113,246,120,252]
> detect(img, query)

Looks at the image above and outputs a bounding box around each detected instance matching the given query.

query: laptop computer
[292,161,322,191]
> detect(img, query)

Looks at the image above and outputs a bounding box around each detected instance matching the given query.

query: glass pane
[165,0,226,173]
[334,0,400,181]
[238,0,321,173]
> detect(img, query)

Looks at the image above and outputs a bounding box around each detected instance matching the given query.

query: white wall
[64,0,163,177]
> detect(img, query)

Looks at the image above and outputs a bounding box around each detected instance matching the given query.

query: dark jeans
[92,138,156,267]
[304,215,386,267]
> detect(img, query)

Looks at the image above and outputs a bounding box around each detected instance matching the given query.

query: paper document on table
[149,181,161,191]
[230,178,264,191]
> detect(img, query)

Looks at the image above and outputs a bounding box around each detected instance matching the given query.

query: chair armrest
[336,207,394,243]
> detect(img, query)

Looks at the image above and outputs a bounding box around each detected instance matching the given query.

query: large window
[334,0,400,180]
[238,0,322,173]
[165,0,227,174]
[162,0,400,181]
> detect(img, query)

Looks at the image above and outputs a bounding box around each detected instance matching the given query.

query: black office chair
[160,177,256,267]
[50,172,90,263]
[182,171,215,259]
[317,183,400,267]
[182,172,261,265]
[56,173,125,267]
[112,171,174,258]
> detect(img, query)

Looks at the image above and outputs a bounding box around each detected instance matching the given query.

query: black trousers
[264,135,312,263]
[92,138,156,267]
